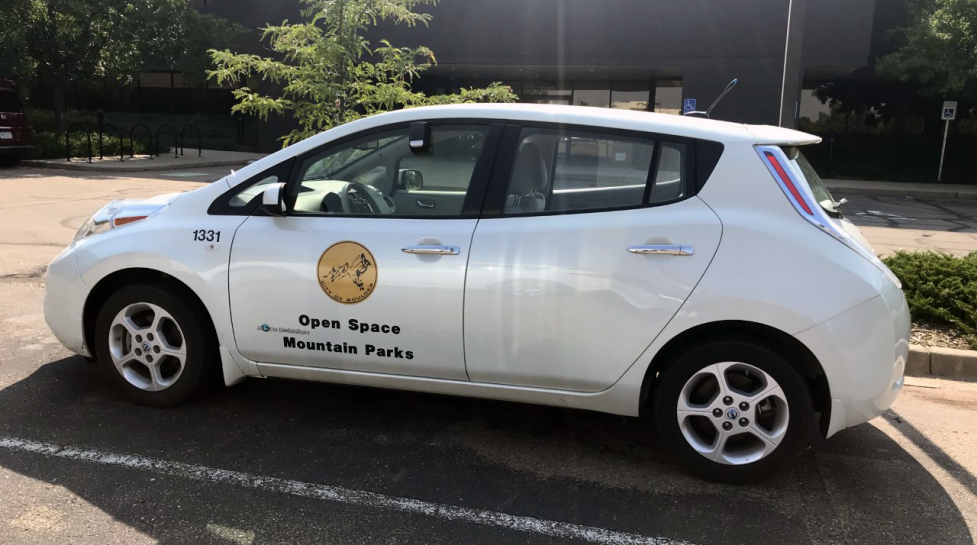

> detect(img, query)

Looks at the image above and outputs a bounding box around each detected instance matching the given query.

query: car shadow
[0,356,972,545]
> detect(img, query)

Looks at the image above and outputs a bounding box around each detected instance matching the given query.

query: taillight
[763,151,813,215]
[756,145,902,288]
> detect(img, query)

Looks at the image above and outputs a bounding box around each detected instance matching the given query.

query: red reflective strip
[764,152,813,215]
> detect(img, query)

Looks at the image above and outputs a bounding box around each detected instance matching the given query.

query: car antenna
[684,78,738,119]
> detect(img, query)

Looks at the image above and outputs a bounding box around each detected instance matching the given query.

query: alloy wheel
[675,361,789,465]
[107,302,187,391]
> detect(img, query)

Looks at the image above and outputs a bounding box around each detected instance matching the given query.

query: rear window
[0,90,22,113]
[781,146,839,217]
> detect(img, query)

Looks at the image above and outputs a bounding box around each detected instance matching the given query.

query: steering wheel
[340,181,386,215]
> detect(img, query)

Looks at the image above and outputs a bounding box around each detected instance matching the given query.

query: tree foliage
[877,0,977,102]
[0,0,245,134]
[208,0,517,146]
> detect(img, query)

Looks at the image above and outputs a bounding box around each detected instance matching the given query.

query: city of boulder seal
[316,241,377,304]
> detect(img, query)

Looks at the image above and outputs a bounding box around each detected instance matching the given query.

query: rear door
[464,124,723,392]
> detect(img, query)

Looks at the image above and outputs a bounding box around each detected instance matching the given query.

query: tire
[653,339,813,484]
[93,284,217,406]
[0,156,21,168]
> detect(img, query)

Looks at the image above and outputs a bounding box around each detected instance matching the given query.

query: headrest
[509,142,549,195]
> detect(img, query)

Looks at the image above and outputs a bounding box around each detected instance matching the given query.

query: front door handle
[416,199,435,208]
[402,245,460,255]
[627,245,695,256]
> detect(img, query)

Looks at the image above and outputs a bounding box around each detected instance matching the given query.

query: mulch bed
[911,319,973,351]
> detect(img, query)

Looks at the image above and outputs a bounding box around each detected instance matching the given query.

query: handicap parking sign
[683,98,696,113]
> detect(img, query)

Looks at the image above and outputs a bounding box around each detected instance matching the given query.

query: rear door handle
[402,245,460,255]
[627,245,694,256]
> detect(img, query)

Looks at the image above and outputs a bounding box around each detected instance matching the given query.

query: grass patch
[883,250,977,349]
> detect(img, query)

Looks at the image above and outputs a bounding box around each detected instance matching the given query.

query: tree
[208,0,518,146]
[877,0,977,102]
[0,0,244,135]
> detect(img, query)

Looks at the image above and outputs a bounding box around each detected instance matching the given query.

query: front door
[464,125,722,391]
[228,122,500,380]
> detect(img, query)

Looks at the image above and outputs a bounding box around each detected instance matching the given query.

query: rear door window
[503,127,656,214]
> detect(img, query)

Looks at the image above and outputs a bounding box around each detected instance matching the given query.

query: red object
[0,79,33,166]
[764,151,812,215]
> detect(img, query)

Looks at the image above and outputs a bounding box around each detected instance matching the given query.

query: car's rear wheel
[653,339,813,484]
[93,284,215,406]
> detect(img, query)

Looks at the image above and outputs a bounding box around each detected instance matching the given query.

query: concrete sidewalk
[21,149,265,172]
[824,178,977,200]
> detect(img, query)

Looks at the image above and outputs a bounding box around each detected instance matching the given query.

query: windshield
[782,146,839,217]
[0,90,22,113]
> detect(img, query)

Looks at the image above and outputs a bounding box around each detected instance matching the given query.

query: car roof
[234,103,820,183]
[339,103,821,146]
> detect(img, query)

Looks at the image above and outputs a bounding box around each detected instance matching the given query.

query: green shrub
[883,251,977,349]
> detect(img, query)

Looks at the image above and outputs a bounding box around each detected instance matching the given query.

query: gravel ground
[912,320,974,351]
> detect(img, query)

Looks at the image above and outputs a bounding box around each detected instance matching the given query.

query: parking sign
[683,98,696,114]
[942,101,957,120]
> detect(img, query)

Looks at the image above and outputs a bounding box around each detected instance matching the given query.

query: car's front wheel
[93,284,216,406]
[653,339,813,484]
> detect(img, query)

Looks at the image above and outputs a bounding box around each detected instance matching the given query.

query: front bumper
[44,245,91,357]
[795,283,910,437]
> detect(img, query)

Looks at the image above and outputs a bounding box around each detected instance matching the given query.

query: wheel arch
[82,267,218,361]
[639,320,833,437]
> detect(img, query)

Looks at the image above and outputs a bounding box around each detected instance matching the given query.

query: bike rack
[99,124,125,162]
[179,124,202,158]
[155,124,178,159]
[130,124,153,159]
[65,124,92,163]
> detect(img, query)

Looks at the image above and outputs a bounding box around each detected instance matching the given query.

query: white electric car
[44,104,909,483]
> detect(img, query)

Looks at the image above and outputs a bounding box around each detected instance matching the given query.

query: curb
[20,158,253,172]
[905,344,977,379]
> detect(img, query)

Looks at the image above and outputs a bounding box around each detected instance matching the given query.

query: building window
[573,87,610,108]
[611,84,649,111]
[524,82,571,105]
[654,80,683,115]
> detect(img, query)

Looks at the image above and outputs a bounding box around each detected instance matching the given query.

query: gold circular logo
[316,241,377,304]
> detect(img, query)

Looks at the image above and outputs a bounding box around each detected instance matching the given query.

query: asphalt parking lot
[1,166,976,545]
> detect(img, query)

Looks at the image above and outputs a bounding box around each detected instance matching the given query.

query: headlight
[74,200,166,242]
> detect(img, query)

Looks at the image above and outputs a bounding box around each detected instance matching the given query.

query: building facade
[196,0,879,148]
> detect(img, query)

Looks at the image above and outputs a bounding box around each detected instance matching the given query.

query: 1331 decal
[192,229,221,242]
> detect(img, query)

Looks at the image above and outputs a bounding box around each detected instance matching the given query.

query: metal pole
[97,110,104,160]
[938,119,949,182]
[778,0,795,127]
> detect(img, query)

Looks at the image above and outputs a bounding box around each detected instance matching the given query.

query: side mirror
[399,169,424,191]
[262,182,287,216]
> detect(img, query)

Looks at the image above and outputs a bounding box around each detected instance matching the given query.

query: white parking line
[0,435,695,545]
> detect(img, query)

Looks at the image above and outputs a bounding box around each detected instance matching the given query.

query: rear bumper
[43,245,91,357]
[795,283,910,437]
[0,145,31,155]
